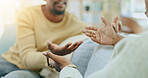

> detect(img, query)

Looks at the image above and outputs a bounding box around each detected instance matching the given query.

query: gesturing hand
[42,51,73,72]
[47,40,83,56]
[83,16,124,46]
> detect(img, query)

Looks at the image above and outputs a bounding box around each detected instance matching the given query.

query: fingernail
[42,52,47,55]
[101,15,104,18]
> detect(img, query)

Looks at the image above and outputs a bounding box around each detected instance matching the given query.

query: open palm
[47,41,83,56]
[83,16,123,45]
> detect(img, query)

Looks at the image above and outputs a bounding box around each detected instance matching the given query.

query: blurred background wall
[0,0,4,38]
[0,0,148,36]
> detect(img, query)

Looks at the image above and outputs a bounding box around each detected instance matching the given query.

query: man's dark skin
[42,0,67,22]
[43,0,148,72]
[42,0,84,67]
[42,0,83,56]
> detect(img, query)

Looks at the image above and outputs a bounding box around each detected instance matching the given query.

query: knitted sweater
[2,5,86,71]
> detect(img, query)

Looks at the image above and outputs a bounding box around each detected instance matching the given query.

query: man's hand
[47,40,83,56]
[145,0,148,17]
[83,16,123,46]
[42,51,73,72]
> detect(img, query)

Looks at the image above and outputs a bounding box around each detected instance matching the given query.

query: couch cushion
[71,39,98,76]
[0,25,16,54]
[84,45,113,77]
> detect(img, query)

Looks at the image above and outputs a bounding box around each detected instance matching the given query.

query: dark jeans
[0,56,41,78]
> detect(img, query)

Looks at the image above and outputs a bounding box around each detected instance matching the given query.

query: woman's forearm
[60,66,83,78]
[112,34,124,46]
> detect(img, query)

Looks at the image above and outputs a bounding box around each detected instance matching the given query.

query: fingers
[112,23,118,33]
[85,33,96,38]
[83,27,101,43]
[85,26,98,31]
[46,57,55,67]
[83,30,96,38]
[113,16,119,24]
[113,16,122,32]
[43,51,63,69]
[101,16,110,26]
[67,41,83,52]
[47,40,54,50]
[42,52,52,66]
[111,21,122,33]
[43,51,61,63]
[64,43,72,49]
[117,21,122,31]
[83,30,95,35]
[48,58,56,67]
[71,41,83,51]
[43,51,72,71]
[90,37,98,43]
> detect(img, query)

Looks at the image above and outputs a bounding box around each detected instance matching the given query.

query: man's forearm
[21,52,48,71]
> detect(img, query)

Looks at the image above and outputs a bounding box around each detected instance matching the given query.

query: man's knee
[3,70,40,78]
[0,62,18,76]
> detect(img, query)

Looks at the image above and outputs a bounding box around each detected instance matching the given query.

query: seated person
[70,16,120,77]
[66,15,144,77]
[42,0,148,77]
[0,0,87,77]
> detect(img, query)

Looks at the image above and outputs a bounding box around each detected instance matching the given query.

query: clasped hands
[42,16,124,72]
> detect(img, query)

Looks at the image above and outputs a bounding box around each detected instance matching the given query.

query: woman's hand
[42,51,73,72]
[47,40,83,56]
[83,16,123,46]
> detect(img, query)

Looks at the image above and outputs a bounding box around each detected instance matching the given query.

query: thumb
[47,40,54,50]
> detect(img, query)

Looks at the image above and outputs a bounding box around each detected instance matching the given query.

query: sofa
[0,25,16,54]
[0,25,114,78]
